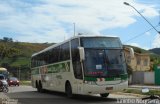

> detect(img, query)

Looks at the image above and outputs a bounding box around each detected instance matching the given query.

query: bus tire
[36,81,40,92]
[65,82,73,98]
[39,81,45,93]
[100,93,109,98]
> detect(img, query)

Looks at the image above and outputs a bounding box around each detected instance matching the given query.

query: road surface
[3,86,143,104]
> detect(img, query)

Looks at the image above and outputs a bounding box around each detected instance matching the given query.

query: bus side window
[71,39,83,79]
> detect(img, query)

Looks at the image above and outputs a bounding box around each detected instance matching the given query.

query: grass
[20,80,31,86]
[123,88,160,95]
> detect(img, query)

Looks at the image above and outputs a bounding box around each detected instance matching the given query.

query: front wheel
[100,93,109,98]
[65,82,73,98]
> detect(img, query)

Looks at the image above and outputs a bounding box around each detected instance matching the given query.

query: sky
[0,0,160,50]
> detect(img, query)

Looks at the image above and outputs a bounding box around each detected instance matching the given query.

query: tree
[134,48,142,53]
[0,43,20,60]
[3,37,13,42]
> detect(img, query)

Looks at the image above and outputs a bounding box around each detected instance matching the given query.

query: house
[124,48,150,71]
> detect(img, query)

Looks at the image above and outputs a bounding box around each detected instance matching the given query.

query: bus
[0,67,9,79]
[31,35,134,98]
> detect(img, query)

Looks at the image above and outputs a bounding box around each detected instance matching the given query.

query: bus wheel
[65,82,73,98]
[36,81,40,92]
[39,81,45,93]
[100,93,109,98]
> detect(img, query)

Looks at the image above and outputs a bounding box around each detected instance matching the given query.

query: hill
[0,40,52,80]
[124,45,149,54]
[149,48,160,55]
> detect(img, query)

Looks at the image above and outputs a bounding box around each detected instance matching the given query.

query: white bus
[31,35,134,98]
[0,67,9,79]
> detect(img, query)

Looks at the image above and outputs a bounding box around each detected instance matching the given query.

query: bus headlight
[85,81,96,85]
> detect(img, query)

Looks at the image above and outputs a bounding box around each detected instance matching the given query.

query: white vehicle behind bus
[0,67,9,79]
[31,35,134,98]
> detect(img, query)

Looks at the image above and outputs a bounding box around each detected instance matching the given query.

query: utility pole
[73,23,76,37]
[124,2,160,34]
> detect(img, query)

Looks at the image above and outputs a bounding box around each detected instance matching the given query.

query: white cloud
[0,0,158,43]
[142,7,158,17]
[152,34,160,48]
[145,32,151,36]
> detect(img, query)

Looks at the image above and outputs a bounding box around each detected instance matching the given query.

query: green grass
[20,80,31,86]
[123,88,160,95]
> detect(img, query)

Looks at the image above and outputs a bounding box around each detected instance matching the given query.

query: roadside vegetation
[0,37,52,80]
[123,88,160,95]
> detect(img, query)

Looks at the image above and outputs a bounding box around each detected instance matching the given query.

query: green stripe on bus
[120,74,128,80]
[84,74,128,81]
[105,77,115,81]
[105,74,128,81]
[84,77,97,81]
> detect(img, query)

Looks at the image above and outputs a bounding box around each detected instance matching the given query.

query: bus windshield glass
[81,37,122,48]
[81,37,126,77]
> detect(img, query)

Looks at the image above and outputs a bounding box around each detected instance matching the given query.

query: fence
[130,71,154,85]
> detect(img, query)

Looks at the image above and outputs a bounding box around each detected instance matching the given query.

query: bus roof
[0,68,7,71]
[31,35,119,57]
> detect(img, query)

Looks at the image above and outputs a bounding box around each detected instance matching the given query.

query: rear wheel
[100,93,109,98]
[39,81,45,93]
[65,82,73,98]
[36,81,40,92]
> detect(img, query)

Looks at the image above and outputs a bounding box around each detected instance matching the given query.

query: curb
[129,87,160,90]
[129,85,160,90]
[113,92,146,98]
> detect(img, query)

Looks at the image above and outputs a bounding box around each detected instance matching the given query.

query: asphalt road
[4,86,141,104]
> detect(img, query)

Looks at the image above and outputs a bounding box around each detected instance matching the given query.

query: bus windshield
[81,37,126,77]
[81,37,122,48]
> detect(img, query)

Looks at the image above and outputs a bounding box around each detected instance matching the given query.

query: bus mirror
[78,47,85,61]
[129,47,134,59]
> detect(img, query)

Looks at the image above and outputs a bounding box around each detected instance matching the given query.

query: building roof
[124,47,149,56]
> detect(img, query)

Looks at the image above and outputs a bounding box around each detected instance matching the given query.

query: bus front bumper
[82,80,128,95]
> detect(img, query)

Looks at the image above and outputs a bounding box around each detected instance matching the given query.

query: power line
[124,25,160,43]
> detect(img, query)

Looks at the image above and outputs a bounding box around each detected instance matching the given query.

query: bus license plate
[106,87,113,90]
